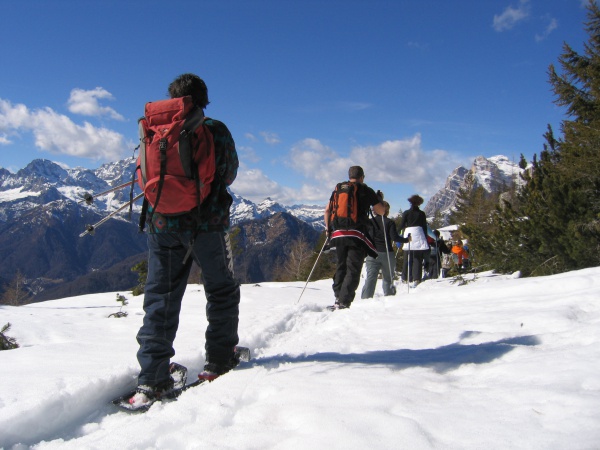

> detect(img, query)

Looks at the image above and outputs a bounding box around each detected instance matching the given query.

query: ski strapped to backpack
[133,96,216,231]
[329,181,360,230]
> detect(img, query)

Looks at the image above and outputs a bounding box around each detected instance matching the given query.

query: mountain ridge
[0,157,324,301]
[0,154,520,301]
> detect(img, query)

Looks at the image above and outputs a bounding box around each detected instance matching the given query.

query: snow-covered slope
[1,267,599,449]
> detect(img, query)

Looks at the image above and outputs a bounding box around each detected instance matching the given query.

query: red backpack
[329,181,360,229]
[135,96,216,218]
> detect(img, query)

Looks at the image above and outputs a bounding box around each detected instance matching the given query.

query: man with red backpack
[129,73,240,408]
[324,166,385,310]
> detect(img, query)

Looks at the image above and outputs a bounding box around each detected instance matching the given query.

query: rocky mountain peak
[16,159,69,184]
[423,155,523,223]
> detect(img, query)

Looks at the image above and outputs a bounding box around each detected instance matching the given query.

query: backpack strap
[139,197,148,233]
[180,108,207,221]
[346,181,354,222]
[178,107,205,178]
[179,108,208,264]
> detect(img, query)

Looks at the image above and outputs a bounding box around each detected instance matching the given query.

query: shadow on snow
[250,335,540,374]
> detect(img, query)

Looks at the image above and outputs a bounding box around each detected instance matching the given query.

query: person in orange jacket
[451,240,470,271]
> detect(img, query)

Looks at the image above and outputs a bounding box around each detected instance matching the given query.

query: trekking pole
[435,240,441,279]
[296,237,329,304]
[406,234,412,294]
[79,193,144,237]
[381,216,396,295]
[79,179,137,205]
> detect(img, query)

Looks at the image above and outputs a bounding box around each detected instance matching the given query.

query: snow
[0,188,40,203]
[57,186,88,204]
[1,267,599,449]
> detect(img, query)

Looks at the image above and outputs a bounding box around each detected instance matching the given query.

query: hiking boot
[326,301,349,311]
[199,353,241,382]
[128,378,174,407]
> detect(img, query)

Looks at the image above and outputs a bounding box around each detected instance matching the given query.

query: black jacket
[369,216,408,252]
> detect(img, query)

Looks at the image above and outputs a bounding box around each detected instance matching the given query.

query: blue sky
[0,0,590,214]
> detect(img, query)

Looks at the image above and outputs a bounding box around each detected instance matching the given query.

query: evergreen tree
[544,2,600,266]
[518,154,528,170]
[483,3,600,275]
[131,260,148,296]
[450,172,499,235]
[0,323,19,351]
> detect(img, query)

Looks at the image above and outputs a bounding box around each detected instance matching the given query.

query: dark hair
[408,194,424,206]
[383,201,390,216]
[348,166,365,179]
[168,73,210,108]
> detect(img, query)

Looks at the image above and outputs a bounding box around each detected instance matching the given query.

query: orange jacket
[451,245,469,264]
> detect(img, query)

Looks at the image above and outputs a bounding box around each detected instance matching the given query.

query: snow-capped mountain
[0,158,326,301]
[0,157,139,222]
[0,157,326,228]
[424,155,524,223]
[230,194,325,230]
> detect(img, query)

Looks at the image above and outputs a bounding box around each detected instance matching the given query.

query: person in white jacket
[398,195,429,286]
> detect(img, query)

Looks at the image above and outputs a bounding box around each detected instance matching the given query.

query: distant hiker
[130,73,240,407]
[324,166,385,309]
[361,201,409,299]
[428,230,451,279]
[451,240,470,272]
[398,194,429,287]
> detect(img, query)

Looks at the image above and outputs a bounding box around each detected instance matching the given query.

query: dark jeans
[333,237,366,307]
[136,231,240,386]
[428,254,441,279]
[402,250,427,283]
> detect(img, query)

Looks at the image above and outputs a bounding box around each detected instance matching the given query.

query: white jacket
[402,226,429,251]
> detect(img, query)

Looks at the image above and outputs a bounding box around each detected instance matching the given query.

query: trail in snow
[0,269,599,449]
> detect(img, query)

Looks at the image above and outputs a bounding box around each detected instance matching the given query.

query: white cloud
[286,134,456,195]
[67,87,124,121]
[236,134,460,205]
[0,98,130,161]
[493,0,530,32]
[260,131,281,145]
[288,138,341,180]
[0,100,29,129]
[535,16,558,42]
[238,145,261,163]
[344,135,459,196]
[231,166,283,201]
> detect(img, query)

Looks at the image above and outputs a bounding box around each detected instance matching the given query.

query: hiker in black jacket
[398,194,429,286]
[324,166,385,310]
[361,201,409,299]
